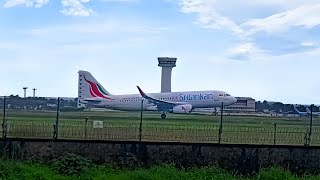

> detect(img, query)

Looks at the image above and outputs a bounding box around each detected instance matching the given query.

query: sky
[0,0,319,104]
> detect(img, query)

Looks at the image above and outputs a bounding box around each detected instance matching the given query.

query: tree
[262,101,270,110]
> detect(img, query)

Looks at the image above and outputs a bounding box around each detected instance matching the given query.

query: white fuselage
[83,90,237,111]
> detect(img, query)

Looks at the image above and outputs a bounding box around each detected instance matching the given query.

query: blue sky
[0,0,319,104]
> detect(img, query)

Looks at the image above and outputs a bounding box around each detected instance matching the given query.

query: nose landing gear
[161,113,166,119]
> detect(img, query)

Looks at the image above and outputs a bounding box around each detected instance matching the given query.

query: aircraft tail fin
[293,105,302,114]
[78,70,113,108]
[306,106,311,114]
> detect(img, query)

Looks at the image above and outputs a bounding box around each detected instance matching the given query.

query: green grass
[1,160,320,180]
[1,110,319,145]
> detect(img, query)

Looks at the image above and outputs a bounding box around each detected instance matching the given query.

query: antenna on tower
[23,87,28,98]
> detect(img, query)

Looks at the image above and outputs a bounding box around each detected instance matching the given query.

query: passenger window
[219,94,223,96]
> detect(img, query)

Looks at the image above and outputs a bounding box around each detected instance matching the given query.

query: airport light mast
[23,87,28,98]
[32,88,37,98]
[158,57,177,93]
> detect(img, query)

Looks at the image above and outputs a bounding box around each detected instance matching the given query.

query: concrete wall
[1,139,320,175]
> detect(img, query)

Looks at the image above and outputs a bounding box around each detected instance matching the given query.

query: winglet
[137,86,147,98]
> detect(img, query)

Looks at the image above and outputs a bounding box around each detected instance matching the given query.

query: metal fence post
[85,117,88,140]
[308,104,313,146]
[218,102,224,144]
[272,122,276,145]
[304,131,309,146]
[2,96,7,141]
[53,97,60,141]
[139,99,144,142]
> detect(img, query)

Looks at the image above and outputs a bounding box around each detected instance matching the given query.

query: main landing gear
[161,113,166,119]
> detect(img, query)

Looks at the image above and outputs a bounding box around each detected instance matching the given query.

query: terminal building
[193,97,256,114]
[224,97,256,113]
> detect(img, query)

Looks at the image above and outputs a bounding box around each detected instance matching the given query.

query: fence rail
[0,119,317,146]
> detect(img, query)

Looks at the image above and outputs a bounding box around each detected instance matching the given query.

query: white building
[224,97,256,113]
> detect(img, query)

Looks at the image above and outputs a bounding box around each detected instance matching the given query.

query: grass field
[1,110,319,145]
[2,159,318,180]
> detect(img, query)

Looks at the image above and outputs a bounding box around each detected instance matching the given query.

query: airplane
[77,70,237,119]
[293,105,309,117]
[306,107,320,116]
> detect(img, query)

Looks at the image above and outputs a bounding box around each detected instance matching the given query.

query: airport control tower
[158,57,177,92]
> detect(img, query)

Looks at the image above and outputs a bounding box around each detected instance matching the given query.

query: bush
[256,167,297,180]
[51,153,94,176]
[0,160,66,179]
[0,160,23,178]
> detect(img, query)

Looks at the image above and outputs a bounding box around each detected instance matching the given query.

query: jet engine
[171,104,192,114]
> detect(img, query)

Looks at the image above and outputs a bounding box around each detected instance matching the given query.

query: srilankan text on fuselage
[179,93,213,101]
[120,92,215,102]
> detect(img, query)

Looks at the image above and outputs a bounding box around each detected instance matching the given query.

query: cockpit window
[226,94,230,96]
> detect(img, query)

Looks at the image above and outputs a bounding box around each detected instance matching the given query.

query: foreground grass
[0,160,320,180]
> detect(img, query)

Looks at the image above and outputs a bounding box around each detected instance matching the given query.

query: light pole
[32,88,37,98]
[23,87,28,98]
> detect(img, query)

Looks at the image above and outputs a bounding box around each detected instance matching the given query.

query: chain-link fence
[1,96,318,146]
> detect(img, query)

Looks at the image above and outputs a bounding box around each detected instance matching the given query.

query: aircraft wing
[137,86,187,109]
[81,97,104,103]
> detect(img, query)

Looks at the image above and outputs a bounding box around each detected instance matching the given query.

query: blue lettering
[179,94,184,101]
[204,94,207,99]
[178,93,215,101]
[193,95,197,100]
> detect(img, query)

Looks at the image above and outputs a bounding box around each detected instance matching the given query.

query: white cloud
[178,0,243,35]
[226,42,265,60]
[301,41,316,47]
[3,0,137,16]
[19,21,168,38]
[60,0,92,16]
[178,0,320,37]
[247,0,320,8]
[177,0,320,59]
[100,0,138,2]
[3,0,49,8]
[242,3,320,35]
[3,0,92,16]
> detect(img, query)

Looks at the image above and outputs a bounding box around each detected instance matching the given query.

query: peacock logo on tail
[83,75,114,100]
